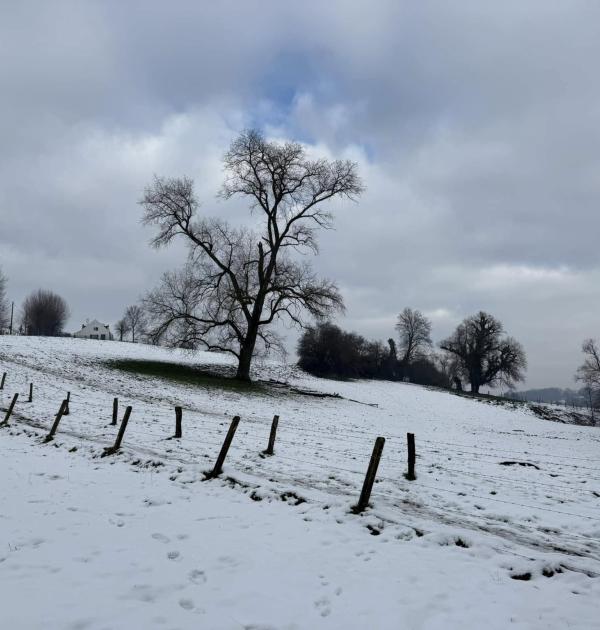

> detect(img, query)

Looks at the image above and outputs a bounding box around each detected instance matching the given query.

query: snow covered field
[1,336,599,629]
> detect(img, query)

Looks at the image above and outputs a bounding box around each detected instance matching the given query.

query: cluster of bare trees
[115,305,146,342]
[141,130,362,381]
[393,308,526,393]
[298,307,527,393]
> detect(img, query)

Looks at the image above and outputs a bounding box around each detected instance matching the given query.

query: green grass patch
[105,359,268,394]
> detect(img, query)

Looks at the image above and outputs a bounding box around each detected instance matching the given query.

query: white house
[73,319,113,340]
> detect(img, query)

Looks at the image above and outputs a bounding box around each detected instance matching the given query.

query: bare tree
[440,311,526,394]
[576,339,600,388]
[115,318,131,342]
[395,307,432,365]
[141,130,363,381]
[0,268,8,333]
[576,339,600,424]
[124,305,146,343]
[22,289,70,336]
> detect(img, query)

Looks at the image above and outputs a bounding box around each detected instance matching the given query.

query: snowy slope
[1,336,599,629]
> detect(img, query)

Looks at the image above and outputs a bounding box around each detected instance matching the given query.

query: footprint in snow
[167,550,181,561]
[151,533,170,544]
[189,569,207,584]
[179,598,194,611]
[314,596,331,617]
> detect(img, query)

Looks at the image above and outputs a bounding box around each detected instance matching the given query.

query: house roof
[84,319,109,328]
[74,319,111,335]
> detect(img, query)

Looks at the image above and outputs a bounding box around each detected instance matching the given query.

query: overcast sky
[1,1,599,388]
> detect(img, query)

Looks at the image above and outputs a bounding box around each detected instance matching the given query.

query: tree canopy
[440,311,526,394]
[141,130,363,380]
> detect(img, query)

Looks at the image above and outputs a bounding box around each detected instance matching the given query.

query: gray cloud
[1,1,599,387]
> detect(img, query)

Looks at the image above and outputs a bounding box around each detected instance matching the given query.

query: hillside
[1,336,599,629]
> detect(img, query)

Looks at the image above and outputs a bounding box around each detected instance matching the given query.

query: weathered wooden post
[208,416,240,478]
[102,406,132,457]
[174,406,182,438]
[1,393,19,426]
[263,414,279,455]
[64,391,71,415]
[28,383,33,403]
[405,432,416,481]
[44,400,68,442]
[0,372,6,390]
[111,397,118,426]
[353,436,385,513]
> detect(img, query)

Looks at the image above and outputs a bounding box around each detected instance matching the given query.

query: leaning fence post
[0,372,5,390]
[405,432,416,481]
[102,406,132,456]
[174,406,182,438]
[44,400,68,442]
[64,391,71,415]
[111,397,118,425]
[353,436,385,513]
[263,414,279,455]
[208,416,240,478]
[28,383,33,403]
[1,393,19,426]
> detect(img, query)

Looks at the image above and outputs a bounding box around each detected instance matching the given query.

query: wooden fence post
[102,406,132,456]
[405,432,416,481]
[64,391,71,415]
[174,406,182,438]
[1,393,19,426]
[44,400,68,442]
[0,372,5,390]
[111,397,118,425]
[208,416,240,478]
[28,383,33,403]
[353,436,385,513]
[263,414,279,455]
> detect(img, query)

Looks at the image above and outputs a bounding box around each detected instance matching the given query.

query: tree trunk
[236,332,258,381]
[470,382,480,394]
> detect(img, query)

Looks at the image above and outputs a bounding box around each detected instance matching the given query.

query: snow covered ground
[1,336,599,629]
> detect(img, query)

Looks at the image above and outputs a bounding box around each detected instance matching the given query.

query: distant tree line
[298,308,527,393]
[507,387,596,408]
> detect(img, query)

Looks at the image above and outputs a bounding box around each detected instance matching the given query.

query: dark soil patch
[499,461,541,470]
[511,572,532,581]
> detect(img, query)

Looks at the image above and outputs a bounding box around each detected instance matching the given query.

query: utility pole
[9,301,13,335]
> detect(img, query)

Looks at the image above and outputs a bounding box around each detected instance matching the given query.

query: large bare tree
[21,289,69,336]
[440,311,526,394]
[395,307,432,365]
[141,130,363,381]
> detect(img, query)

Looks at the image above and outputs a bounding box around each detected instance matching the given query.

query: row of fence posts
[0,371,417,513]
